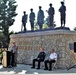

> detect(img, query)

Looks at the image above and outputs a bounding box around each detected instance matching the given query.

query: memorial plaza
[0,64,76,74]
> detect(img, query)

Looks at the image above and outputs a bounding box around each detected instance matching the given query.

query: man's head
[50,49,55,53]
[39,6,42,10]
[30,8,33,12]
[61,1,64,5]
[49,3,52,7]
[23,11,26,14]
[39,47,44,52]
[12,41,16,46]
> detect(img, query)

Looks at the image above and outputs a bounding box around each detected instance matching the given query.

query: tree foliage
[74,27,76,31]
[45,16,56,28]
[34,21,39,30]
[34,16,56,30]
[0,0,17,48]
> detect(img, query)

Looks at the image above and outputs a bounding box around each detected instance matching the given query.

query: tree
[0,32,5,48]
[74,27,76,31]
[34,21,39,30]
[34,21,48,30]
[34,16,56,30]
[45,16,56,28]
[0,0,17,48]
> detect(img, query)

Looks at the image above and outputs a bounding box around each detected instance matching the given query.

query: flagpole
[63,0,65,4]
[63,0,65,2]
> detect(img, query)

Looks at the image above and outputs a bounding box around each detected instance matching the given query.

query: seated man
[31,47,46,69]
[44,49,57,71]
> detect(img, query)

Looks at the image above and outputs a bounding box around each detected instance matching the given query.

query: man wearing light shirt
[44,49,57,71]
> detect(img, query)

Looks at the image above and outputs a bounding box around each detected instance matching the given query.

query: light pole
[63,0,65,4]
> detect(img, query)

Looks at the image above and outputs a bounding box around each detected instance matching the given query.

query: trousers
[44,59,56,70]
[32,59,44,68]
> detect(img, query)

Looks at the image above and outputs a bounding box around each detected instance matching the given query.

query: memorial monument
[9,1,76,69]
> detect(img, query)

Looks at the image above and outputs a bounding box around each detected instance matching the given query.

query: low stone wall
[9,30,76,69]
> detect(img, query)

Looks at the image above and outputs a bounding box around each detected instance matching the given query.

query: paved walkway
[0,64,76,74]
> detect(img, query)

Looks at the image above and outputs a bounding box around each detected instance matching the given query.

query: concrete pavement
[0,64,76,74]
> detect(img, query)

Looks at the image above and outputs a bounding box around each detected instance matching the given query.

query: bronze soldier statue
[29,8,35,31]
[59,1,66,27]
[22,11,27,31]
[47,3,55,28]
[37,6,45,30]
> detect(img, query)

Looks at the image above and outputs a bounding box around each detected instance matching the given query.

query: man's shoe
[31,67,35,68]
[48,69,52,71]
[36,68,40,69]
[44,68,48,70]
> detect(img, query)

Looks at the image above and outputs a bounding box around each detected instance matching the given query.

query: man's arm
[59,7,62,12]
[37,52,40,59]
[65,6,66,11]
[53,7,55,15]
[54,53,57,60]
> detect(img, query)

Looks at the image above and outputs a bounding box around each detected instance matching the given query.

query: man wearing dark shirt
[31,47,46,69]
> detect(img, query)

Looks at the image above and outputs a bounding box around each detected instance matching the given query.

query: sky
[9,0,76,32]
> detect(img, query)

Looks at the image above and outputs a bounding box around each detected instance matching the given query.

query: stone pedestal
[9,30,76,69]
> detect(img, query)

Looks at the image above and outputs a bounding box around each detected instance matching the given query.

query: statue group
[21,1,66,32]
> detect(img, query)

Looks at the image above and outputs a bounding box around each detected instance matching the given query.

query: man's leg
[31,59,37,68]
[49,60,56,70]
[49,16,51,28]
[23,22,26,31]
[31,21,34,31]
[39,24,42,30]
[61,17,63,27]
[30,22,31,28]
[64,15,66,27]
[37,60,43,69]
[24,24,26,31]
[13,53,17,67]
[49,16,53,28]
[44,60,49,70]
[37,60,40,69]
